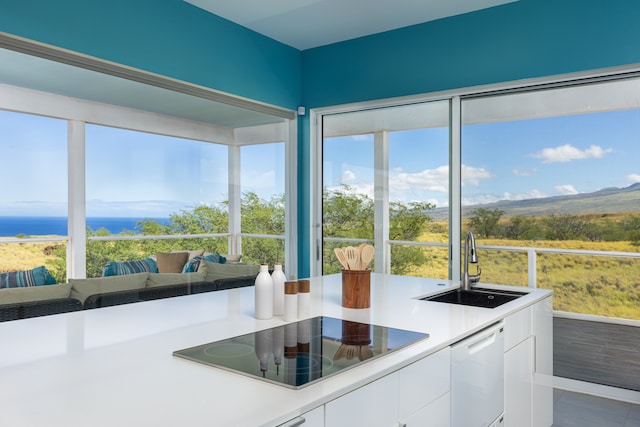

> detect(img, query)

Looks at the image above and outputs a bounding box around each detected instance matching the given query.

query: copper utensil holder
[341,269,371,309]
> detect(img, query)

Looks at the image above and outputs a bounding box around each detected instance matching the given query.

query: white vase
[254,263,273,319]
[271,262,287,316]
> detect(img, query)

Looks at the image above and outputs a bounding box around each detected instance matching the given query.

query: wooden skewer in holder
[341,269,371,309]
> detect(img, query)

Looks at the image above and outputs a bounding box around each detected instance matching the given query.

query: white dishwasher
[451,320,505,427]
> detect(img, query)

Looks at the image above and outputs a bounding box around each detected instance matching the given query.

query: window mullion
[67,120,86,279]
[374,130,389,273]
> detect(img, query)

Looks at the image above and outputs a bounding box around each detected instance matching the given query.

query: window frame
[310,63,640,280]
[0,83,297,280]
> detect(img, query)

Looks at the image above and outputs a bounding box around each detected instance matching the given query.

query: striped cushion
[0,266,57,288]
[102,258,158,277]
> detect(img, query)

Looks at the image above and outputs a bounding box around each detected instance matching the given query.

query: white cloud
[390,165,449,193]
[462,188,549,207]
[461,164,494,187]
[461,194,501,206]
[503,189,549,200]
[341,170,356,182]
[554,184,579,195]
[531,144,613,163]
[625,173,640,184]
[351,135,371,141]
[512,168,537,176]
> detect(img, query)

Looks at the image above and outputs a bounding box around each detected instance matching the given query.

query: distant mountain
[429,183,640,220]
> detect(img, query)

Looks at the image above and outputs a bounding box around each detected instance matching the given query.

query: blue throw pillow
[182,256,203,273]
[102,258,158,277]
[0,266,57,288]
[203,252,227,264]
[182,253,227,273]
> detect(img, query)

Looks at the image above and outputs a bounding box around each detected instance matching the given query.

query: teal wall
[0,0,301,109]
[296,0,640,277]
[301,0,640,108]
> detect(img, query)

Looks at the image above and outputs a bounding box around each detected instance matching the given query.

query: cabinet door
[325,373,399,427]
[399,392,450,427]
[504,335,533,427]
[398,347,450,420]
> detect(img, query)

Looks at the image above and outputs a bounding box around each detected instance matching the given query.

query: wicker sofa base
[1,275,255,321]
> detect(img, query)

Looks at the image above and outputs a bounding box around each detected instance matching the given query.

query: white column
[450,97,462,282]
[67,120,86,279]
[285,119,298,279]
[228,144,241,255]
[374,130,389,273]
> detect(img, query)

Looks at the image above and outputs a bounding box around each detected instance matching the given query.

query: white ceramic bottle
[271,262,287,316]
[254,263,273,319]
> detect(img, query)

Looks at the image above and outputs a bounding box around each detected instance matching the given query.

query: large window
[461,78,640,319]
[84,125,231,277]
[0,110,68,282]
[240,142,286,266]
[0,79,294,290]
[321,101,450,276]
[316,75,640,321]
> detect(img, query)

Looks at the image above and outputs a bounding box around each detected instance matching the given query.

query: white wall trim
[554,310,640,328]
[554,376,640,405]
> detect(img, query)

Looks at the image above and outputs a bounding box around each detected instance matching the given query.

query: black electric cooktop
[173,316,428,389]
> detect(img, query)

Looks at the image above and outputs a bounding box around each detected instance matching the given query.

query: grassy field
[402,231,640,320]
[0,240,64,274]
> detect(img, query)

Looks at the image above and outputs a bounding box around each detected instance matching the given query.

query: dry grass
[402,225,640,320]
[0,241,64,273]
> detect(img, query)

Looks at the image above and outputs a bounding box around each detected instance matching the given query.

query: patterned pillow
[181,256,203,273]
[0,266,57,288]
[102,258,158,277]
[182,253,227,273]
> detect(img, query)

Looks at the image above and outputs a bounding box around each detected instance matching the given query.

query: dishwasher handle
[468,330,498,355]
[453,321,504,356]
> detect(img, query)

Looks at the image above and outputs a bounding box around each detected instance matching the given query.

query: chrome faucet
[462,231,481,291]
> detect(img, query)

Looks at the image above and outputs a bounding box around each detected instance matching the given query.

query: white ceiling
[185,0,517,50]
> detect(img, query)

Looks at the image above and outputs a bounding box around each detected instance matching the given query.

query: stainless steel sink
[421,287,527,308]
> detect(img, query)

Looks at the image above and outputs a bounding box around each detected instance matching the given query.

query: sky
[0,110,285,218]
[1,107,639,218]
[324,108,640,210]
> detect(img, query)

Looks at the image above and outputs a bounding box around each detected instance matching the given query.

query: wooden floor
[553,389,640,427]
[554,317,640,392]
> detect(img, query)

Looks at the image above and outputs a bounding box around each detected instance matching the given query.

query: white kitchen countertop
[0,274,551,427]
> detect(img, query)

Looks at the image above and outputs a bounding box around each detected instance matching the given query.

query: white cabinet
[325,347,451,427]
[505,336,533,427]
[399,392,450,427]
[399,347,451,426]
[503,295,553,427]
[325,373,398,427]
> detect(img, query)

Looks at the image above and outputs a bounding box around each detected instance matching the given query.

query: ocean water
[0,216,171,237]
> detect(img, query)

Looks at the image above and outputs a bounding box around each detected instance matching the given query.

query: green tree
[240,192,285,265]
[468,208,504,238]
[544,214,589,240]
[623,216,640,246]
[502,216,540,240]
[388,200,435,275]
[322,186,434,275]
